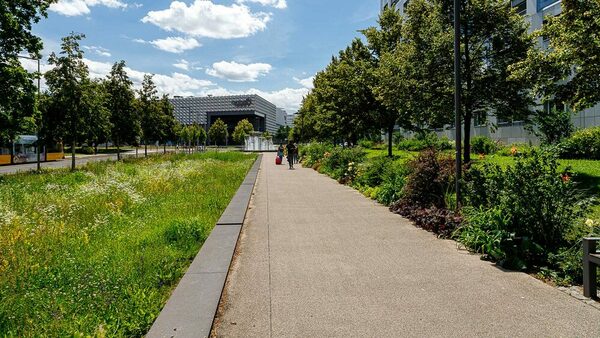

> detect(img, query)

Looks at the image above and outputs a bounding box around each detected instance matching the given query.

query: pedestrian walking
[286,140,296,169]
[294,143,299,164]
[276,144,284,165]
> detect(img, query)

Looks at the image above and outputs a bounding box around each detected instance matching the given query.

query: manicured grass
[0,152,256,337]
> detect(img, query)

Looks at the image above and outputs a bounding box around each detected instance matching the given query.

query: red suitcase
[275,156,282,165]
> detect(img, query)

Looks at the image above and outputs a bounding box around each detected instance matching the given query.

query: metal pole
[36,57,41,171]
[454,0,462,205]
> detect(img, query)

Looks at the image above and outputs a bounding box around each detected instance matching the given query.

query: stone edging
[146,154,262,338]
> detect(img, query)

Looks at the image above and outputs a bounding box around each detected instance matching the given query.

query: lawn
[0,152,256,337]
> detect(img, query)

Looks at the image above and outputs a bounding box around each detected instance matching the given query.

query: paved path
[213,152,600,337]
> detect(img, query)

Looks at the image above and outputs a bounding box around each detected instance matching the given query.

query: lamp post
[453,0,462,206]
[18,54,42,171]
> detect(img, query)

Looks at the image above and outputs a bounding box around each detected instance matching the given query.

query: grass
[0,152,256,337]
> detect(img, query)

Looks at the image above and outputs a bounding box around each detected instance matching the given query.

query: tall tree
[363,7,408,157]
[310,39,380,145]
[157,94,177,153]
[0,0,54,163]
[137,74,161,156]
[83,79,112,154]
[510,0,600,113]
[105,60,140,160]
[44,33,93,170]
[208,118,228,146]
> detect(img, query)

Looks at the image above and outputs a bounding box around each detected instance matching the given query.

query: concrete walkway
[213,152,600,337]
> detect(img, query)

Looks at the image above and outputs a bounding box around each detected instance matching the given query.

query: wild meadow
[0,152,256,337]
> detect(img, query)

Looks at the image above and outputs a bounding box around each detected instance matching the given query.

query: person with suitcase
[276,144,284,165]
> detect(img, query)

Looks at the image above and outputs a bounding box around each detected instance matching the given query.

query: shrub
[320,147,366,182]
[527,108,574,145]
[375,161,410,206]
[559,126,600,160]
[496,143,533,157]
[462,150,591,270]
[393,205,463,238]
[470,136,498,155]
[358,139,374,149]
[353,156,393,188]
[396,132,452,152]
[397,149,455,209]
[300,142,333,167]
[80,146,95,154]
[454,207,512,262]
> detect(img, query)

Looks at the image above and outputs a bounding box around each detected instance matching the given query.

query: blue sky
[29,0,379,113]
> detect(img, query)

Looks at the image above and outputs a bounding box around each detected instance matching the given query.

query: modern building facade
[382,0,600,144]
[170,94,278,141]
[276,108,287,128]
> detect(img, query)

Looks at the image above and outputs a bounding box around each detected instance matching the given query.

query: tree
[510,0,600,113]
[191,123,207,149]
[232,118,254,144]
[208,118,228,146]
[308,39,380,145]
[0,0,54,164]
[157,94,177,153]
[105,60,140,160]
[44,33,94,170]
[274,125,290,143]
[137,74,161,156]
[82,79,112,154]
[363,7,408,157]
[377,0,534,163]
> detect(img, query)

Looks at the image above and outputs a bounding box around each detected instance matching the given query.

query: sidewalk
[213,152,600,337]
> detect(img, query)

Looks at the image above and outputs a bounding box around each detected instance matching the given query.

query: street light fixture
[17,54,42,171]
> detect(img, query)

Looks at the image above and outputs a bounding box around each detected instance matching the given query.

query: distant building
[170,94,278,142]
[285,113,297,128]
[276,108,287,128]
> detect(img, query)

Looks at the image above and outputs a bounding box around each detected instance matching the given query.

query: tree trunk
[9,139,14,165]
[388,124,394,158]
[144,142,148,157]
[463,111,472,163]
[71,138,76,171]
[116,137,121,161]
[94,143,98,155]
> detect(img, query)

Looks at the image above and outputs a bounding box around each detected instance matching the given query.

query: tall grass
[0,152,256,337]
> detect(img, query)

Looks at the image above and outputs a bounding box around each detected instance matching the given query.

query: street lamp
[453,0,462,206]
[17,54,42,171]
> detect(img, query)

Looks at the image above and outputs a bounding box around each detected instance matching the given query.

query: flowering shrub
[299,142,333,167]
[320,146,366,181]
[470,136,498,155]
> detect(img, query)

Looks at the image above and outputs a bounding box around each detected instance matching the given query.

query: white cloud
[50,0,127,16]
[173,59,189,71]
[236,0,287,9]
[293,76,314,89]
[206,61,271,82]
[84,45,111,57]
[150,37,201,53]
[141,1,271,39]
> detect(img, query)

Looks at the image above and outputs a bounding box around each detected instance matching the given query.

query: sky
[26,0,380,113]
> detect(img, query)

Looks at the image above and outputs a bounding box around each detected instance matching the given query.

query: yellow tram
[0,135,64,165]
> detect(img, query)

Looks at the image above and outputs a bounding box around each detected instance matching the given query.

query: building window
[537,0,559,11]
[511,0,527,15]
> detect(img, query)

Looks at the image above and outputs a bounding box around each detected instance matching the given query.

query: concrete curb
[146,154,262,338]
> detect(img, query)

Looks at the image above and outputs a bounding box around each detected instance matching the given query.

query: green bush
[455,207,512,262]
[353,156,393,188]
[300,142,333,167]
[559,126,600,160]
[496,143,533,156]
[470,136,498,155]
[358,139,374,149]
[375,161,410,205]
[320,146,366,182]
[397,132,452,151]
[462,150,591,270]
[80,146,95,155]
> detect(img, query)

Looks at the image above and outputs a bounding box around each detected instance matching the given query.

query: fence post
[583,238,597,298]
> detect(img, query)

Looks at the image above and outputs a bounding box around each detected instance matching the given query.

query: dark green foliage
[320,147,366,182]
[559,126,600,160]
[106,60,140,156]
[470,135,498,155]
[208,118,228,146]
[461,150,590,269]
[527,108,574,145]
[354,156,393,187]
[390,148,455,211]
[396,132,452,151]
[374,160,409,205]
[299,142,333,167]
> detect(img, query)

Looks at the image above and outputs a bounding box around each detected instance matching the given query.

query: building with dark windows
[170,94,278,143]
[381,0,600,144]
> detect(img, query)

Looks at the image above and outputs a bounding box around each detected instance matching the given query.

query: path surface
[213,152,600,337]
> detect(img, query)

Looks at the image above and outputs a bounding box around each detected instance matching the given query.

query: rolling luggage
[275,156,282,165]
